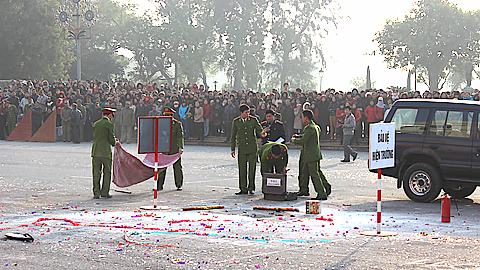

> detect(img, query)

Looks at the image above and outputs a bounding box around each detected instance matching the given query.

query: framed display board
[138,116,173,154]
[369,122,395,170]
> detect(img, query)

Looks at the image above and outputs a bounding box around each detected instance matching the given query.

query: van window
[429,110,472,138]
[390,108,429,135]
[477,112,480,139]
[429,110,448,136]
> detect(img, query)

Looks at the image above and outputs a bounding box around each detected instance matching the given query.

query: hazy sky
[119,0,480,92]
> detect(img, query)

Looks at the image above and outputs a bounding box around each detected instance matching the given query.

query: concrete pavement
[1,141,480,269]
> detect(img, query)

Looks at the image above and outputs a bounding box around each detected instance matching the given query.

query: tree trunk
[233,53,243,91]
[428,68,439,92]
[280,47,289,90]
[174,61,178,85]
[200,61,208,89]
[158,68,172,87]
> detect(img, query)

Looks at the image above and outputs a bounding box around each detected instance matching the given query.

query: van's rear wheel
[443,185,476,199]
[403,163,442,202]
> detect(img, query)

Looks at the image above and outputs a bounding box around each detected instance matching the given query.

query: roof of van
[393,99,480,108]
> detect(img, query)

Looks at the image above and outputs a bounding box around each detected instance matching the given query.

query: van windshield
[390,108,429,135]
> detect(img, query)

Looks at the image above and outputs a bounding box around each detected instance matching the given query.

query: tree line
[0,0,337,92]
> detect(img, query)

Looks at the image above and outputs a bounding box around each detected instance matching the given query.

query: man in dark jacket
[0,100,8,139]
[90,102,103,123]
[71,103,83,144]
[260,110,286,145]
[223,99,237,142]
[135,98,148,119]
[282,99,295,142]
[31,101,44,135]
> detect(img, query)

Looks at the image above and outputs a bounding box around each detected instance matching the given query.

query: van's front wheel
[403,163,442,202]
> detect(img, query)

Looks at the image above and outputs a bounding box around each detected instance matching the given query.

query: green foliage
[0,0,73,81]
[68,0,131,80]
[375,0,480,91]
[386,86,408,93]
[214,0,269,91]
[157,0,220,87]
[0,0,337,88]
[266,0,336,91]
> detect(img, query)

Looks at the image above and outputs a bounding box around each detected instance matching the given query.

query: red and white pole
[377,168,382,234]
[153,118,159,208]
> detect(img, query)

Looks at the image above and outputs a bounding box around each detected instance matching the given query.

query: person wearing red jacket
[202,99,210,136]
[364,100,377,138]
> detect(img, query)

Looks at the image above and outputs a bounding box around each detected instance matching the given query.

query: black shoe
[93,196,100,199]
[325,183,332,196]
[311,195,328,200]
[295,192,310,196]
[248,190,254,195]
[176,186,183,191]
[340,160,350,162]
[352,153,358,161]
[101,194,112,198]
[235,191,248,195]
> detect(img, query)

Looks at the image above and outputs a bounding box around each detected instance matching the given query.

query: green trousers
[157,157,183,189]
[6,121,15,136]
[238,153,257,192]
[260,160,285,174]
[79,122,84,141]
[298,158,327,196]
[92,156,112,197]
[62,122,71,141]
[121,125,133,143]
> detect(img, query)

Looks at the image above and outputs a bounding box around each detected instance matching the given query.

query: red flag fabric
[112,144,182,188]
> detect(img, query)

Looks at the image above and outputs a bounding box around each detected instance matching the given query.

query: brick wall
[30,112,56,142]
[6,110,32,141]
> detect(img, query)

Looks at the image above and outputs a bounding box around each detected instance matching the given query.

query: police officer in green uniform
[292,109,328,200]
[5,100,18,136]
[257,143,288,174]
[91,108,118,199]
[158,106,184,191]
[314,124,331,196]
[231,104,266,195]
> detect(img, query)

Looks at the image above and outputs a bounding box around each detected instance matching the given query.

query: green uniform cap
[102,108,116,115]
[163,106,176,114]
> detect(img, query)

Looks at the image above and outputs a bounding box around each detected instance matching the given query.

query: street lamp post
[55,0,98,81]
[319,69,324,92]
[213,81,218,91]
[75,6,81,80]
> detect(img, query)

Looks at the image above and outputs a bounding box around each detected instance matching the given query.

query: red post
[377,168,382,234]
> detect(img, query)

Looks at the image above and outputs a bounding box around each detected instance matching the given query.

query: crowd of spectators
[1,79,479,143]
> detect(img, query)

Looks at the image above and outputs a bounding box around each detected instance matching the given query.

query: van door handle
[429,145,439,149]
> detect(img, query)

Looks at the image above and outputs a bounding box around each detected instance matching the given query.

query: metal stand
[140,117,170,211]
